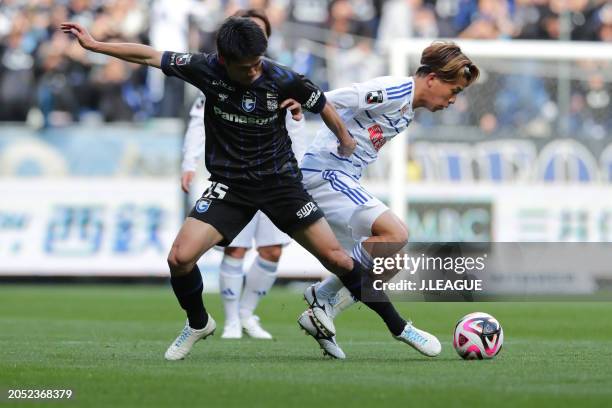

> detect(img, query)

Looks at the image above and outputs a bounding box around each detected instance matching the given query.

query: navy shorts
[188,180,324,246]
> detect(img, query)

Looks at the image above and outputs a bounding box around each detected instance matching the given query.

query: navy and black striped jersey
[161,51,326,186]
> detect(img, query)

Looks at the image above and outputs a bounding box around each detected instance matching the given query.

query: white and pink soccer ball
[453,312,503,360]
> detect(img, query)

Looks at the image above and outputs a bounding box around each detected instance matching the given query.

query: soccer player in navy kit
[61,17,429,360]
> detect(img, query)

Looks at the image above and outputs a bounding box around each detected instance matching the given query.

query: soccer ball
[453,312,503,360]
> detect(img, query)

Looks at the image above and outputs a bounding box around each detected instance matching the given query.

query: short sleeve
[284,74,327,114]
[325,86,360,110]
[355,76,413,110]
[325,77,412,111]
[161,51,210,89]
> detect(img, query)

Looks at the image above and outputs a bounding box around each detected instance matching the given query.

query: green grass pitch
[1,284,611,407]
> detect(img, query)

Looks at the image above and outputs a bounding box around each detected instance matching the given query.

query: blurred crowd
[0,0,610,136]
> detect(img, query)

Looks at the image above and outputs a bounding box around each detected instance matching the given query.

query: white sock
[314,275,344,301]
[351,241,374,270]
[219,255,244,324]
[315,241,372,319]
[239,256,278,320]
[328,287,357,318]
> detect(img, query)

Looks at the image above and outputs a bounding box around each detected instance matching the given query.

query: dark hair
[415,41,480,86]
[233,9,272,38]
[216,17,268,62]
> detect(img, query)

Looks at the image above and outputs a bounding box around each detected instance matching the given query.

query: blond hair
[416,41,479,85]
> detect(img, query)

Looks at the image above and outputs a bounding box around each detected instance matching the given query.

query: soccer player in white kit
[297,42,480,358]
[180,9,306,340]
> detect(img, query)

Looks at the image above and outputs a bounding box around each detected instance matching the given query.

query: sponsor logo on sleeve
[176,54,192,66]
[366,90,384,104]
[304,90,322,110]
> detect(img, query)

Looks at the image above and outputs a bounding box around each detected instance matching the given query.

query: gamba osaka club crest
[195,198,211,213]
[242,92,257,112]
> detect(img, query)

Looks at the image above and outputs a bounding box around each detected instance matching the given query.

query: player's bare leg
[167,218,224,276]
[164,218,224,360]
[290,218,354,276]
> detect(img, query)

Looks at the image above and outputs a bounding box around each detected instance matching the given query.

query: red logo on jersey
[368,124,386,151]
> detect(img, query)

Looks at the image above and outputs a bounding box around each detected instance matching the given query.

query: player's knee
[257,245,282,262]
[378,225,409,246]
[167,247,195,273]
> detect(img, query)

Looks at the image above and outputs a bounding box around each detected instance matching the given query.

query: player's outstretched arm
[319,102,356,157]
[60,22,162,68]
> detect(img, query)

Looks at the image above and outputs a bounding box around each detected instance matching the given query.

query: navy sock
[170,265,208,330]
[338,259,406,336]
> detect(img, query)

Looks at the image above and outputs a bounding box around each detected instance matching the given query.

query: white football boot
[221,320,242,339]
[164,315,216,361]
[303,284,336,337]
[394,322,442,357]
[298,309,346,360]
[241,315,273,339]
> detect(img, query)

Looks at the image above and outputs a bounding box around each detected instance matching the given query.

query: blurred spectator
[0,14,35,121]
[35,32,81,126]
[456,0,515,39]
[286,0,331,30]
[346,0,379,35]
[148,0,189,117]
[326,0,383,88]
[569,70,611,141]
[275,0,332,88]
[597,3,612,42]
[512,0,550,39]
[91,58,135,122]
[376,0,439,79]
[0,0,610,128]
[494,64,555,135]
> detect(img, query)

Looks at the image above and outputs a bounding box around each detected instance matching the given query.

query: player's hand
[337,138,356,157]
[181,171,195,193]
[60,22,97,51]
[280,98,303,121]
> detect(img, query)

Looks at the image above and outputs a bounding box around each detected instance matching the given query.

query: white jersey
[181,92,307,172]
[301,76,415,179]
